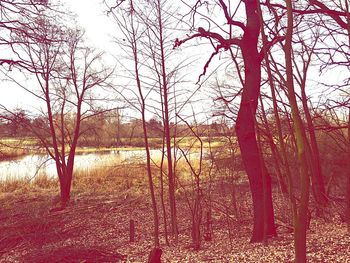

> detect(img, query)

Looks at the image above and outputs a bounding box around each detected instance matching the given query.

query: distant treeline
[0,110,234,147]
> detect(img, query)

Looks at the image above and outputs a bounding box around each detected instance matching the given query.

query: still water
[0,148,201,181]
[0,149,160,181]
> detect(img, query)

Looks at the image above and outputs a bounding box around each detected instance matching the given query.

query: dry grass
[1,148,349,262]
[0,147,30,161]
[72,163,150,195]
[0,148,214,195]
[0,138,39,160]
[0,174,57,193]
[0,164,148,195]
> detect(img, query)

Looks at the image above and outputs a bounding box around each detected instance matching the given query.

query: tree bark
[235,0,276,242]
[347,109,350,233]
[284,0,310,261]
[156,0,178,239]
[346,2,350,234]
[131,10,160,245]
[59,174,72,206]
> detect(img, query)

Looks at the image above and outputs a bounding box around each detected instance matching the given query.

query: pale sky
[60,0,116,52]
[0,0,212,120]
[0,0,346,119]
[1,1,116,110]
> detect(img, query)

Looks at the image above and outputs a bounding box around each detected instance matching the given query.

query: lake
[0,148,202,181]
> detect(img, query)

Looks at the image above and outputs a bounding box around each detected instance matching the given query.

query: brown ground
[0,187,350,262]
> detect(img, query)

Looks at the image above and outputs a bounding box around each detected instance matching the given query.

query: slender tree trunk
[300,84,327,207]
[347,109,350,233]
[285,0,310,261]
[160,125,170,245]
[257,2,294,202]
[259,96,288,194]
[131,12,160,246]
[156,0,178,239]
[142,112,160,247]
[346,2,350,234]
[235,0,276,242]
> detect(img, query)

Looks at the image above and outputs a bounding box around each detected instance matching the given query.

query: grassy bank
[0,136,231,161]
[0,155,208,194]
[0,137,40,161]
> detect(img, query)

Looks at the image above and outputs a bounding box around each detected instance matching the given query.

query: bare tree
[105,0,161,247]
[175,0,279,242]
[5,12,113,206]
[0,0,50,68]
[283,1,311,261]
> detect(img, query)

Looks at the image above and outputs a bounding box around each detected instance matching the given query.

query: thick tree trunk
[59,173,72,207]
[234,0,276,242]
[294,204,308,263]
[236,110,276,242]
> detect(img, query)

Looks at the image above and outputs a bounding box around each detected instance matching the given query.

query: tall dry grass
[0,158,151,195]
[0,149,217,196]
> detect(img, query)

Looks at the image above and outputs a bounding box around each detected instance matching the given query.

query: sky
[1,0,118,111]
[0,0,213,120]
[60,0,116,52]
[0,0,346,120]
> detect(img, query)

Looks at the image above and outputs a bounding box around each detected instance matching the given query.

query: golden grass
[0,137,39,160]
[0,137,38,145]
[0,148,29,161]
[75,146,145,154]
[0,135,231,162]
[72,163,150,196]
[175,136,229,149]
[0,153,215,195]
[0,173,58,193]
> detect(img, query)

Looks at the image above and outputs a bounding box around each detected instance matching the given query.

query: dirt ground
[0,188,350,263]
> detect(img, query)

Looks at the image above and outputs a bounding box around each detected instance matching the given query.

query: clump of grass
[0,137,40,161]
[32,174,58,189]
[72,162,150,195]
[0,173,58,193]
[0,178,30,193]
[0,148,30,161]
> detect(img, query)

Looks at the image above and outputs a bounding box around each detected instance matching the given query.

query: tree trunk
[131,12,160,245]
[156,0,178,239]
[259,96,288,195]
[59,173,72,207]
[235,0,276,242]
[347,109,350,233]
[284,0,310,261]
[257,1,293,200]
[300,87,327,207]
[159,128,169,245]
[346,2,350,234]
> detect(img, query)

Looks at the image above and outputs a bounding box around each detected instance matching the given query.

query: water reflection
[0,148,201,181]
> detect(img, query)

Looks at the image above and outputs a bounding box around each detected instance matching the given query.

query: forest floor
[0,185,350,262]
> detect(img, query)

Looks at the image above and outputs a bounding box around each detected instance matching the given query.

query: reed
[0,148,215,194]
